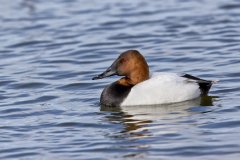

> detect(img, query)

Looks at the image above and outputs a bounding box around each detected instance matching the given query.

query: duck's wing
[181,73,217,95]
[121,73,201,106]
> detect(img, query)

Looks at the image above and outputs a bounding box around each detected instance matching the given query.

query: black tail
[182,74,216,95]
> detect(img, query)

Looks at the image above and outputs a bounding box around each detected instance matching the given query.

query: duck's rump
[121,73,213,106]
[181,73,213,95]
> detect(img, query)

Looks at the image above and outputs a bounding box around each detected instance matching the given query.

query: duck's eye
[119,58,126,64]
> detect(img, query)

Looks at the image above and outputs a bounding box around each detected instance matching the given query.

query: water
[0,0,240,159]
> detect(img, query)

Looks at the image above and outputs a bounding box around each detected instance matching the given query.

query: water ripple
[0,0,239,159]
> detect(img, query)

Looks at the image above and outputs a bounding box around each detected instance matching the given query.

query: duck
[92,50,216,107]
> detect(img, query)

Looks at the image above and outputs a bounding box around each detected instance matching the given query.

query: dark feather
[182,74,213,95]
[100,82,132,107]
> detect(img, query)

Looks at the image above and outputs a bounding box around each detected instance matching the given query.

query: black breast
[100,82,132,107]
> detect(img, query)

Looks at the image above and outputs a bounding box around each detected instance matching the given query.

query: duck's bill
[92,67,117,80]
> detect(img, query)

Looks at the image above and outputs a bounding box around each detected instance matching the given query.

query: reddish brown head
[92,50,149,86]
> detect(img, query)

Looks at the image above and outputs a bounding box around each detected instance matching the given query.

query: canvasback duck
[92,50,216,107]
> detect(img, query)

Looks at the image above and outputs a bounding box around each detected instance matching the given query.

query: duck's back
[121,73,202,106]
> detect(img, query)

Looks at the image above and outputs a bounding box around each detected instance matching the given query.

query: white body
[121,73,201,106]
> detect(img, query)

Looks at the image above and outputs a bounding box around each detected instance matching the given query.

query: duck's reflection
[101,96,216,139]
[101,96,217,158]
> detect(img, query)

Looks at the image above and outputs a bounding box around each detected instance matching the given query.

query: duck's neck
[118,70,149,86]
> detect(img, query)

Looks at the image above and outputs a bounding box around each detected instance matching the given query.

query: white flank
[121,73,201,106]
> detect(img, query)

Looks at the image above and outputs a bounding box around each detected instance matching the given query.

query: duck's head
[92,50,149,85]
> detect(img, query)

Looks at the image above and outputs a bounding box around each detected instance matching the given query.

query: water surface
[0,0,240,159]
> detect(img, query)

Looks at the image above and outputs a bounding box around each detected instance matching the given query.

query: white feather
[121,72,201,106]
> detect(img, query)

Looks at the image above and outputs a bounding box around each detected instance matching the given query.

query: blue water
[0,0,240,159]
